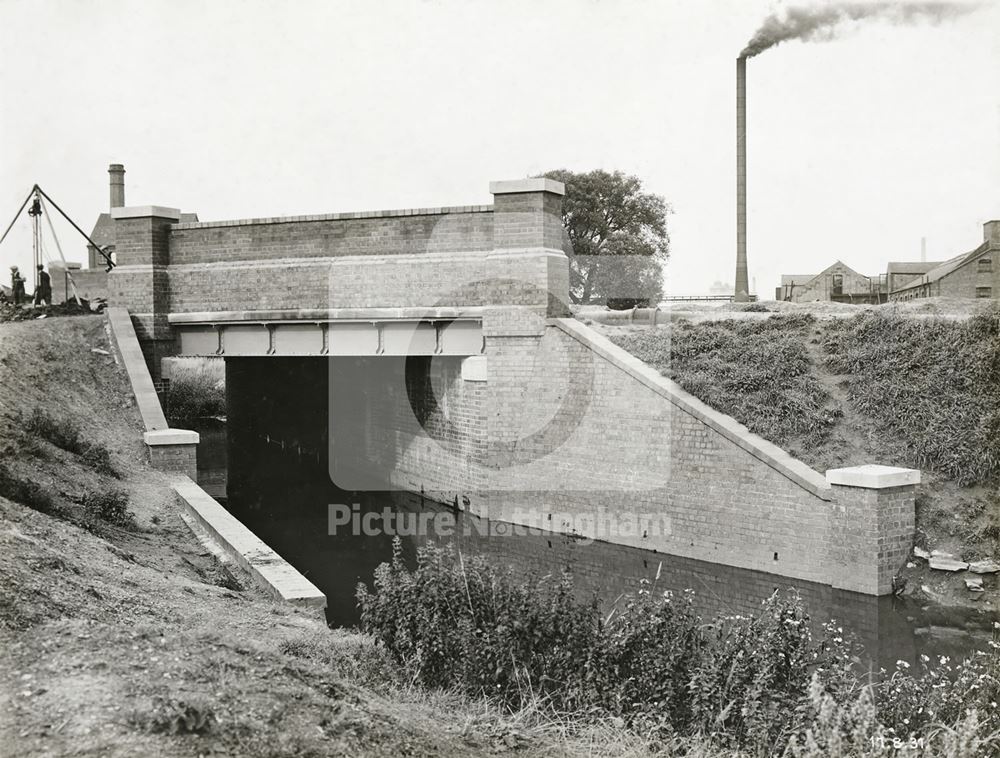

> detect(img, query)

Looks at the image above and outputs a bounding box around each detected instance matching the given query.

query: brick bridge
[109,178,917,597]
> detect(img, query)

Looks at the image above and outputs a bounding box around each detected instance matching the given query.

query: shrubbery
[359,542,1000,755]
[165,360,226,425]
[22,408,119,477]
[82,488,135,529]
[822,310,1000,485]
[0,463,59,516]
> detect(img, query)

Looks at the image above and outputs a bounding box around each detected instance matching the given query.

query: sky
[1,0,998,296]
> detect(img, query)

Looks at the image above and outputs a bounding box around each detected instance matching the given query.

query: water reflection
[195,418,997,674]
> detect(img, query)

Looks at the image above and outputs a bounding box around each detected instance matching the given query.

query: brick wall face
[148,444,197,480]
[480,325,835,583]
[936,247,998,298]
[168,210,494,265]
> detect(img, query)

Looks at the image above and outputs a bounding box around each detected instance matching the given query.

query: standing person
[33,264,51,307]
[10,266,26,305]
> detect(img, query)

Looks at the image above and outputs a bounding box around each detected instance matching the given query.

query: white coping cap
[489,178,565,196]
[825,464,920,489]
[111,205,182,221]
[461,355,487,382]
[144,429,200,446]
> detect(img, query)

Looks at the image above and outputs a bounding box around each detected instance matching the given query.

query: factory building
[889,221,999,302]
[777,220,999,304]
[775,261,886,304]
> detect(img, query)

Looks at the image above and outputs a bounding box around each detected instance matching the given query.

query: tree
[541,169,670,308]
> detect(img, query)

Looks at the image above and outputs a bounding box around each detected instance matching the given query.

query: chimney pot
[109,163,126,210]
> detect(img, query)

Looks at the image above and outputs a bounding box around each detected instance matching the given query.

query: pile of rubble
[0,298,103,324]
[914,546,1000,594]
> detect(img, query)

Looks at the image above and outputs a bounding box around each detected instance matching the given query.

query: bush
[359,544,1000,754]
[23,408,85,454]
[165,360,226,425]
[82,488,135,528]
[137,696,215,735]
[358,540,603,710]
[0,463,59,515]
[822,310,1000,485]
[80,443,119,478]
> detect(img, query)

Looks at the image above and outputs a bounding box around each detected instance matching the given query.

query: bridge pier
[107,205,183,380]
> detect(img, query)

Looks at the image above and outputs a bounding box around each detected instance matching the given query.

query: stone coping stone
[172,476,327,612]
[168,306,486,324]
[171,204,493,230]
[550,317,833,501]
[826,465,921,489]
[111,205,182,220]
[106,308,168,431]
[144,429,200,446]
[489,178,565,196]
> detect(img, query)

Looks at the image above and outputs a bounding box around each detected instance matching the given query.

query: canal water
[194,419,997,674]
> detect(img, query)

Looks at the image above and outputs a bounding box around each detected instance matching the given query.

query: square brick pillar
[108,206,181,380]
[826,465,919,595]
[144,429,199,480]
[484,178,570,474]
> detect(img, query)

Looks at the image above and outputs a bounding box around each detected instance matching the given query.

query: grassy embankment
[0,317,633,757]
[607,306,1000,604]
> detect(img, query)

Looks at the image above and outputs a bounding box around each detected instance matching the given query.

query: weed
[138,696,216,735]
[23,408,85,454]
[82,488,135,529]
[359,542,1000,755]
[80,443,119,478]
[0,463,60,516]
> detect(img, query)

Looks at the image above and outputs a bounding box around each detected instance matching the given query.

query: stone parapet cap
[826,465,920,489]
[489,178,565,196]
[144,429,200,446]
[168,306,486,324]
[111,205,182,221]
[171,204,493,230]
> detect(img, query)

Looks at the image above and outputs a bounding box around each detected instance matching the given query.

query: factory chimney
[109,163,125,210]
[920,236,927,263]
[735,57,749,302]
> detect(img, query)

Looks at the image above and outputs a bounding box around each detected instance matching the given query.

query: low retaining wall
[482,318,916,596]
[369,317,916,596]
[173,476,326,612]
[108,306,326,612]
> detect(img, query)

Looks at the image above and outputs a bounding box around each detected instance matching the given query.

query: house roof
[780,274,814,286]
[88,213,114,248]
[893,243,990,293]
[887,261,941,276]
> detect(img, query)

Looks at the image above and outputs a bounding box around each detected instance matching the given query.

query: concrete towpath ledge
[106,306,326,612]
[106,307,168,431]
[172,476,326,613]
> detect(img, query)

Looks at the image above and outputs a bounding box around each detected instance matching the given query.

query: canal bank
[207,411,998,674]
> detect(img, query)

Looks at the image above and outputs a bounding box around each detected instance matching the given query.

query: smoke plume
[741,2,976,58]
